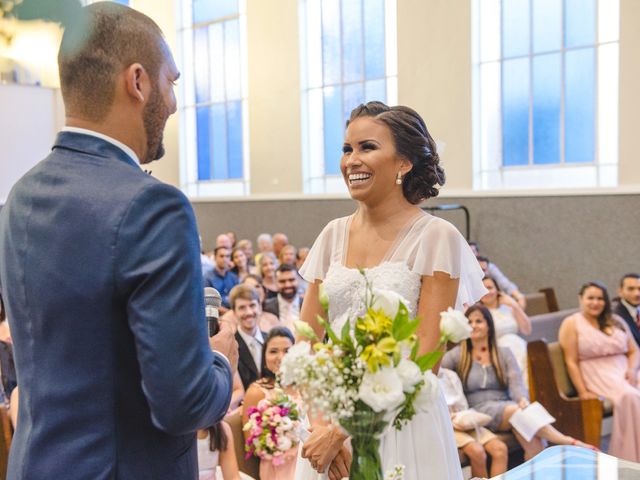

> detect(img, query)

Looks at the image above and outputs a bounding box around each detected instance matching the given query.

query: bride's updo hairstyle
[347,101,445,204]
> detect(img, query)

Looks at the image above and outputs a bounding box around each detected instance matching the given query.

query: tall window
[472,0,619,190]
[179,0,249,197]
[300,0,397,194]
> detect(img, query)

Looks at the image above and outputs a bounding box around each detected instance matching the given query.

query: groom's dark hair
[347,101,445,204]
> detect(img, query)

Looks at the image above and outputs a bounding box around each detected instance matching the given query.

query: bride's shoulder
[412,213,464,242]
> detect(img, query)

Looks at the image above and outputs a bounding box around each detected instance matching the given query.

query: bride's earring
[395,171,402,185]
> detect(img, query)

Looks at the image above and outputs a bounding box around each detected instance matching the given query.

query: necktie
[636,309,640,328]
[250,338,262,373]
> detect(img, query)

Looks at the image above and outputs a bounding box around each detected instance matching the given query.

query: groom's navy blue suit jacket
[0,132,232,479]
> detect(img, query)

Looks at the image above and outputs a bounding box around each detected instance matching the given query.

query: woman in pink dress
[242,327,299,480]
[559,281,640,462]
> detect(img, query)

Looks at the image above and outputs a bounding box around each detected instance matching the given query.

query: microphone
[204,287,222,337]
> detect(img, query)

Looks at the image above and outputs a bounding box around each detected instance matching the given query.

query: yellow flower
[356,308,393,338]
[360,344,390,372]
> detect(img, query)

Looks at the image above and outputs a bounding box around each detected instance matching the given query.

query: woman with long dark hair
[442,304,594,460]
[559,281,640,461]
[196,421,243,480]
[242,327,297,479]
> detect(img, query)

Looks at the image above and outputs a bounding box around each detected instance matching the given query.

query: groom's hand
[328,446,351,480]
[302,425,346,473]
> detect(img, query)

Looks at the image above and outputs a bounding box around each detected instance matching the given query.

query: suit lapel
[235,332,258,375]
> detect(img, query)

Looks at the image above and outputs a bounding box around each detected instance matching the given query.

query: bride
[295,101,486,480]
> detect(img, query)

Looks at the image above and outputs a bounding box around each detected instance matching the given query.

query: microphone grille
[204,287,222,308]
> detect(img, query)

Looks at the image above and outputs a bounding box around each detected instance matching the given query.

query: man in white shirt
[263,264,301,332]
[231,285,267,390]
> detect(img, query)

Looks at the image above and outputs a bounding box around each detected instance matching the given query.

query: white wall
[0,84,64,203]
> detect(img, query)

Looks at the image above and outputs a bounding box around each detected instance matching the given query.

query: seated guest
[272,233,289,260]
[197,421,243,480]
[231,247,251,282]
[231,285,269,391]
[237,239,257,270]
[221,282,280,336]
[225,231,237,248]
[258,252,279,300]
[254,233,273,267]
[200,236,215,281]
[296,247,309,271]
[279,244,297,266]
[438,367,508,478]
[263,264,302,332]
[472,245,526,309]
[480,276,531,383]
[442,305,594,461]
[559,281,640,462]
[205,247,239,313]
[242,327,297,480]
[612,273,640,348]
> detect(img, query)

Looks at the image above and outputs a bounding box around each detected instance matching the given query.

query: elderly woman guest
[442,305,594,460]
[559,281,640,462]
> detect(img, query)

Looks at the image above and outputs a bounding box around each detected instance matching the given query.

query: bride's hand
[328,446,352,480]
[301,425,347,473]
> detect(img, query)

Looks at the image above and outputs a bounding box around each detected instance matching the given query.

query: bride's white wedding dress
[295,213,486,480]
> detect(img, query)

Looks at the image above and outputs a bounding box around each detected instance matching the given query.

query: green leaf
[318,316,340,345]
[394,315,420,342]
[341,318,351,343]
[415,351,444,372]
[410,337,419,360]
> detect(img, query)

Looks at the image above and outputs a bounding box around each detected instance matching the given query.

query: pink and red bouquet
[243,389,302,466]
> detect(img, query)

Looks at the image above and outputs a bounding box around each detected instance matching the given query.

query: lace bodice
[324,262,422,333]
[299,213,487,333]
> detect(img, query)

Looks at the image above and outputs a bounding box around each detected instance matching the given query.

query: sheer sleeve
[410,217,487,310]
[500,347,529,402]
[298,219,340,283]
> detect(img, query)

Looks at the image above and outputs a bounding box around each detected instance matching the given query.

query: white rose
[371,289,407,318]
[440,307,472,343]
[396,359,422,393]
[278,435,293,451]
[414,370,440,413]
[358,366,405,413]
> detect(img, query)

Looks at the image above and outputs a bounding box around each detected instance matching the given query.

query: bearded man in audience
[613,273,640,348]
[263,264,302,331]
[0,4,237,479]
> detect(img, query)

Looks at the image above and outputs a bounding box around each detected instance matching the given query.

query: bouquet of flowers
[243,389,302,466]
[280,275,471,479]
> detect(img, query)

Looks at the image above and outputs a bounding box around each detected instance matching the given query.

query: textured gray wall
[192,194,640,309]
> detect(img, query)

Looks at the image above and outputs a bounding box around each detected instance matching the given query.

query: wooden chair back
[225,410,260,479]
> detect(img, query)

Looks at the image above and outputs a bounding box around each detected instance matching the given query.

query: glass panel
[364,79,386,103]
[111,0,129,5]
[532,53,561,165]
[598,0,620,43]
[226,100,243,179]
[211,103,228,180]
[307,88,325,179]
[193,27,210,104]
[224,19,241,100]
[479,0,501,62]
[343,83,364,124]
[322,0,342,85]
[480,62,502,172]
[341,0,363,83]
[565,0,595,48]
[532,0,561,53]
[196,106,211,180]
[305,0,324,89]
[384,0,397,77]
[502,0,530,58]
[193,0,238,24]
[364,0,385,79]
[208,23,225,103]
[597,43,618,166]
[323,86,344,175]
[502,57,530,166]
[565,48,595,163]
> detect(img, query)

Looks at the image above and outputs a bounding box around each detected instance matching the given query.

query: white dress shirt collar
[62,126,141,168]
[621,298,640,320]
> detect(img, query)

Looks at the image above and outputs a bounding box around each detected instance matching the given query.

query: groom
[0,3,237,479]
